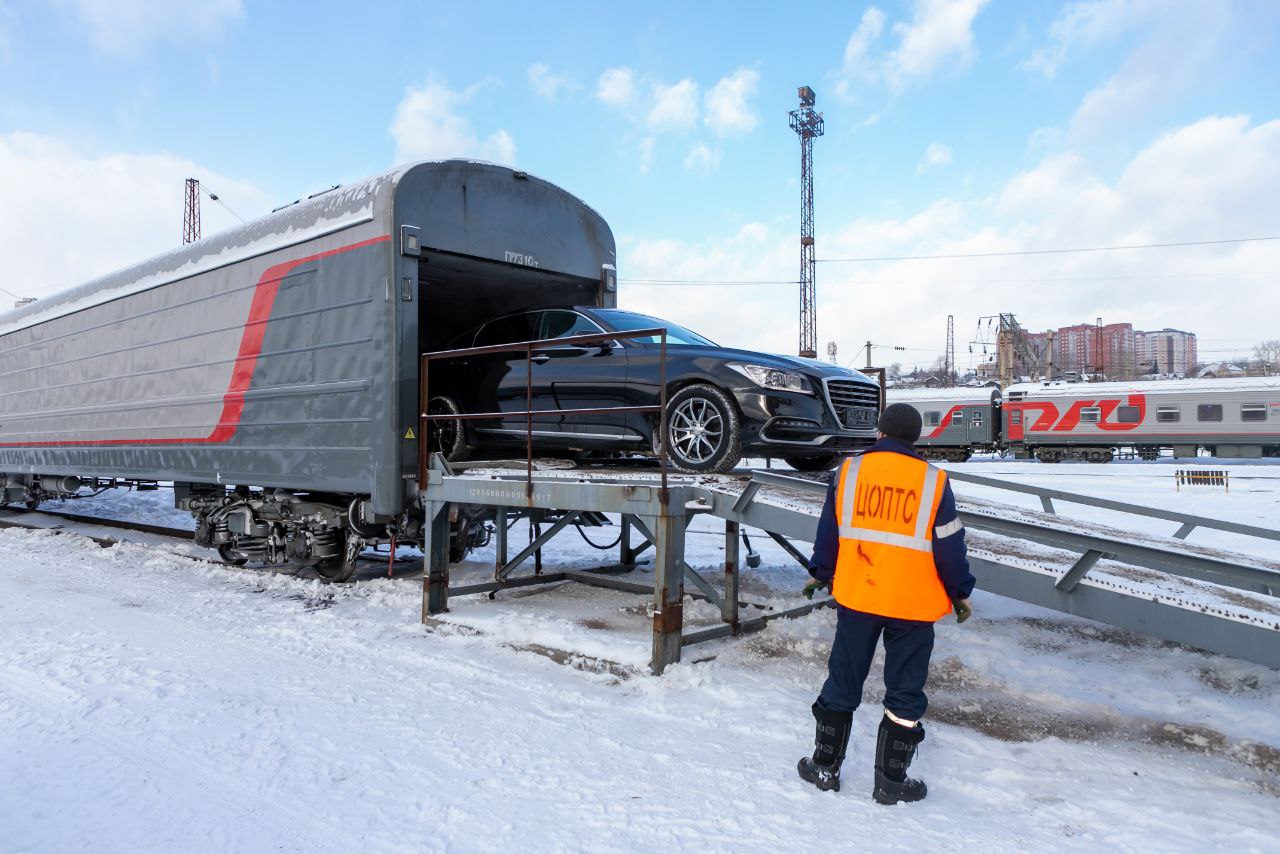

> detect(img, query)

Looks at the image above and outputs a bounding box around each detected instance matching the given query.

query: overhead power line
[816,234,1280,263]
[619,269,1279,287]
[203,184,246,224]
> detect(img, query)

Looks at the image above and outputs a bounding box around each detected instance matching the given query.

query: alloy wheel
[669,397,725,464]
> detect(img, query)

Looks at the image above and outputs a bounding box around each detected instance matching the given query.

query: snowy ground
[3,460,1279,852]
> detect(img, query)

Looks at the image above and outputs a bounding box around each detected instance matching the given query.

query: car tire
[661,384,742,474]
[784,453,839,472]
[427,396,471,463]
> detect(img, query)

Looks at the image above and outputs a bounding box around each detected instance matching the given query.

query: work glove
[953,597,973,624]
[803,579,829,600]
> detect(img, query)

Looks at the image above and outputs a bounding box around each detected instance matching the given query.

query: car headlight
[727,363,813,395]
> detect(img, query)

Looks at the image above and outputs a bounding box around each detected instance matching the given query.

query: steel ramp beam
[971,556,1280,669]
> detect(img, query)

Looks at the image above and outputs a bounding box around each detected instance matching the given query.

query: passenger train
[887,378,1280,463]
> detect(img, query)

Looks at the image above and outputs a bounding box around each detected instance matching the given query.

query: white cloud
[1065,5,1230,140]
[683,142,720,174]
[833,0,990,98]
[647,78,699,132]
[618,115,1280,368]
[390,80,517,166]
[596,67,637,108]
[885,0,990,89]
[638,137,655,174]
[704,68,760,137]
[528,62,578,99]
[916,142,953,173]
[1020,0,1160,78]
[0,131,271,303]
[860,113,882,128]
[59,0,242,56]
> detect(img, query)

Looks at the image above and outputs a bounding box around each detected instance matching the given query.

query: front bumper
[733,385,878,454]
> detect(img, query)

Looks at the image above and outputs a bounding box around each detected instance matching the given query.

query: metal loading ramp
[418,459,1280,674]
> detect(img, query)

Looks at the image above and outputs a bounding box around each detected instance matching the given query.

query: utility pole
[183,178,201,245]
[789,86,824,359]
[944,314,955,387]
[1094,316,1104,381]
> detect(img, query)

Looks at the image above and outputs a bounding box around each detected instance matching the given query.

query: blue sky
[1,0,1278,370]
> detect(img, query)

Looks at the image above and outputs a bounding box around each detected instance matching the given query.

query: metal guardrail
[943,469,1279,543]
[419,327,670,500]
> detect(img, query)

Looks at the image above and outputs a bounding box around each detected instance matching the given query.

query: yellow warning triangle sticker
[404,427,416,439]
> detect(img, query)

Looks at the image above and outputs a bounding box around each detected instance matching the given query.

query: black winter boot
[873,716,927,805]
[797,702,852,792]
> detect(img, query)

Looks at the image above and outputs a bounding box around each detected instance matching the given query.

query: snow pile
[3,469,1280,849]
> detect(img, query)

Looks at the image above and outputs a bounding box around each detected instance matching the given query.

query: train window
[951,410,964,425]
[1197,404,1223,422]
[1241,403,1267,422]
[924,411,941,427]
[1156,406,1180,423]
[1080,407,1101,423]
[1010,410,1022,425]
[1116,405,1141,423]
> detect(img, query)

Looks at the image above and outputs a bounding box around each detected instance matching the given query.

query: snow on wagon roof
[0,159,604,339]
[1005,377,1280,397]
[886,386,1001,405]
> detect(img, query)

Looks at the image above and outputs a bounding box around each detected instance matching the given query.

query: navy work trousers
[817,606,935,721]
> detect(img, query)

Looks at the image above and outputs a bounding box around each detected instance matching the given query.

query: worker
[797,402,975,804]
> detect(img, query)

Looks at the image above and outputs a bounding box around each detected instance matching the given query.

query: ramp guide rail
[417,459,1280,674]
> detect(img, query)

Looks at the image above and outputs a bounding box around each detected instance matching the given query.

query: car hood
[680,344,878,385]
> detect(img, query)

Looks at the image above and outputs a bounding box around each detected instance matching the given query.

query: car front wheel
[661,384,742,474]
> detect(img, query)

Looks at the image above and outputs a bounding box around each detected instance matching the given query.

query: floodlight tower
[183,178,201,245]
[789,86,824,359]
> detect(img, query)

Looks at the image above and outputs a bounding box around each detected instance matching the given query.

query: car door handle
[530,354,551,364]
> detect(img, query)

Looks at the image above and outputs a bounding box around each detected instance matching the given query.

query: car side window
[541,310,604,341]
[475,312,540,346]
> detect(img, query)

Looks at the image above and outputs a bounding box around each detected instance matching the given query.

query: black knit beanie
[878,402,923,444]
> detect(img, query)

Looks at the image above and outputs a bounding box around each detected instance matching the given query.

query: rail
[943,469,1278,543]
[739,470,1279,598]
[419,327,670,501]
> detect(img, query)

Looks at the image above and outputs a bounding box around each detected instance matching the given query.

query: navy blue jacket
[808,437,976,605]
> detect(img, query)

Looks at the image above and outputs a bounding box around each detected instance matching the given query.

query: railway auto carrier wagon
[0,161,617,579]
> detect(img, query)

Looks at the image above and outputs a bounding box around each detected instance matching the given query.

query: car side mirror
[595,340,617,355]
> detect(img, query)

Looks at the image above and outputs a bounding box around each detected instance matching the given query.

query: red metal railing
[419,327,669,500]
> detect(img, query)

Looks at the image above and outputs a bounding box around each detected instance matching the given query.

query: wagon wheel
[315,531,359,583]
[217,544,249,567]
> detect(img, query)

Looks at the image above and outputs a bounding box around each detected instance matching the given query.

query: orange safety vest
[831,451,952,622]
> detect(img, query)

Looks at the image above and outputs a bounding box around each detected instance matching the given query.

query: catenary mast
[183,178,202,245]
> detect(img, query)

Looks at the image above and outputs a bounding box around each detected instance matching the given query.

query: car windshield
[591,309,716,346]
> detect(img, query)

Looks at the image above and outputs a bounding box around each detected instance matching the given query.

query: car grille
[824,379,880,429]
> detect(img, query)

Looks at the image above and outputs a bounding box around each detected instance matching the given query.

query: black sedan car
[427,306,881,473]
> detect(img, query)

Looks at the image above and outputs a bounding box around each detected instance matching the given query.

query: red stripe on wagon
[0,234,391,448]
